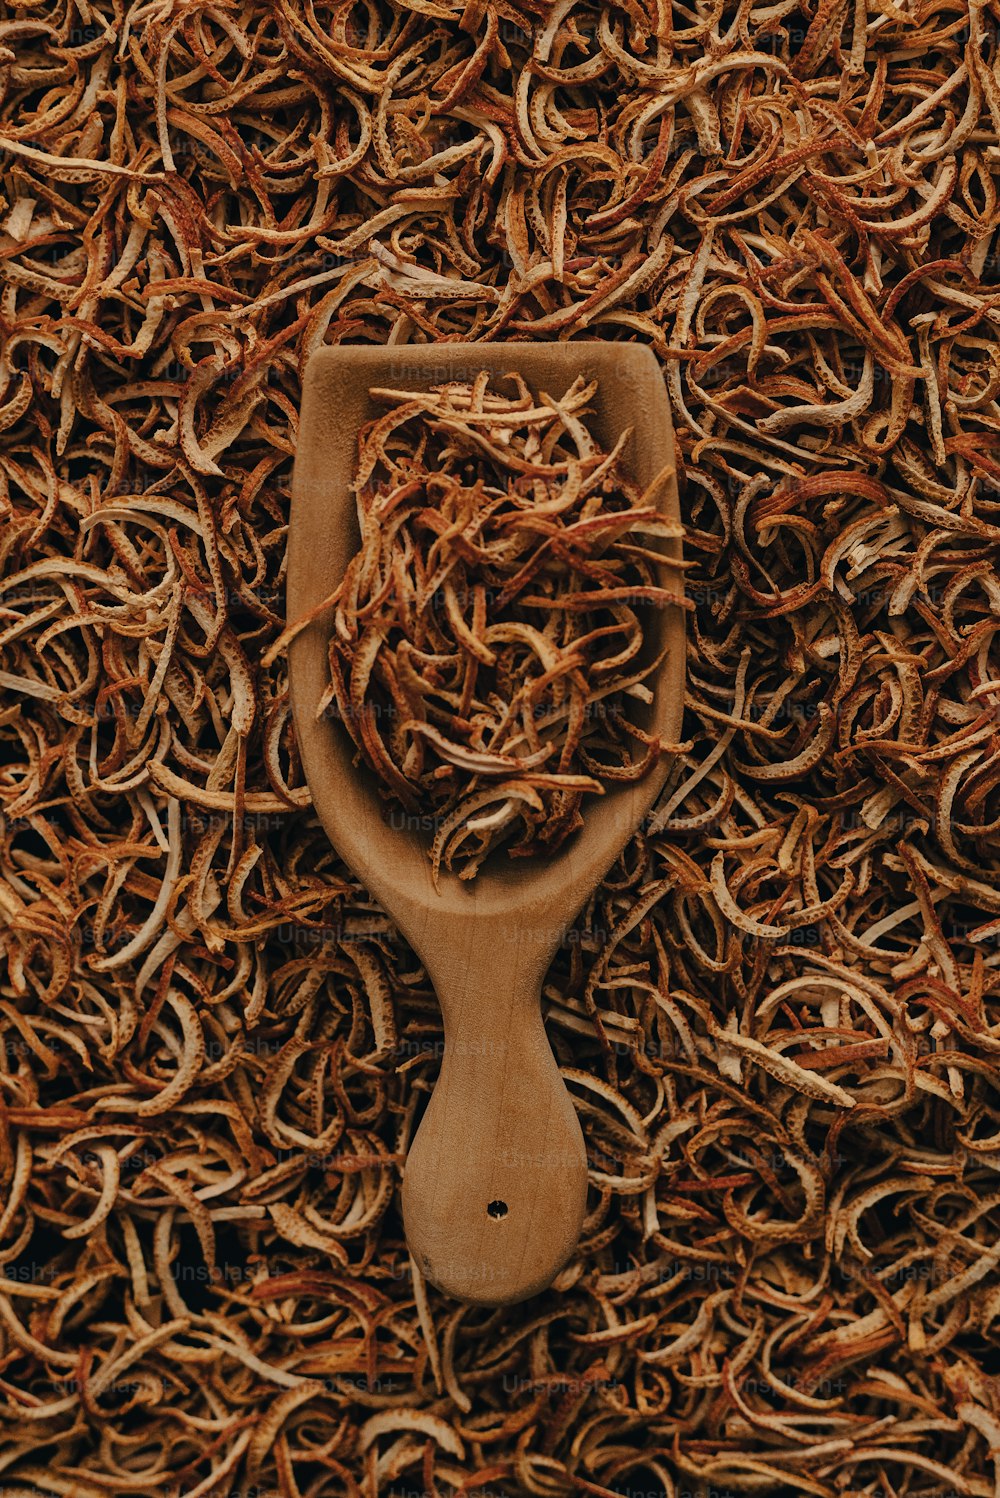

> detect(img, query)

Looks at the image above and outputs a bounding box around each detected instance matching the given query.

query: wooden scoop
[288,343,684,1306]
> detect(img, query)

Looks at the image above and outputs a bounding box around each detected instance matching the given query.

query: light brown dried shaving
[0,0,999,1496]
[321,371,681,881]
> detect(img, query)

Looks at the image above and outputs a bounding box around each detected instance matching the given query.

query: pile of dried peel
[322,371,683,880]
[0,1,999,1496]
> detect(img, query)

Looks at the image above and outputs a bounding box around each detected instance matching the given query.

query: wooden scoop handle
[401,931,588,1305]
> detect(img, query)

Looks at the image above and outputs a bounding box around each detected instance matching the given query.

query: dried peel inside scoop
[320,370,684,880]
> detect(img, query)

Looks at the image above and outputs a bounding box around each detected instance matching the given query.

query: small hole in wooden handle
[487,1199,508,1220]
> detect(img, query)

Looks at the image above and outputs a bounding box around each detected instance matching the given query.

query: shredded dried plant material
[1,0,1000,1496]
[323,371,679,880]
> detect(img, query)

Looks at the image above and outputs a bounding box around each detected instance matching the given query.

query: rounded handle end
[401,1033,588,1306]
